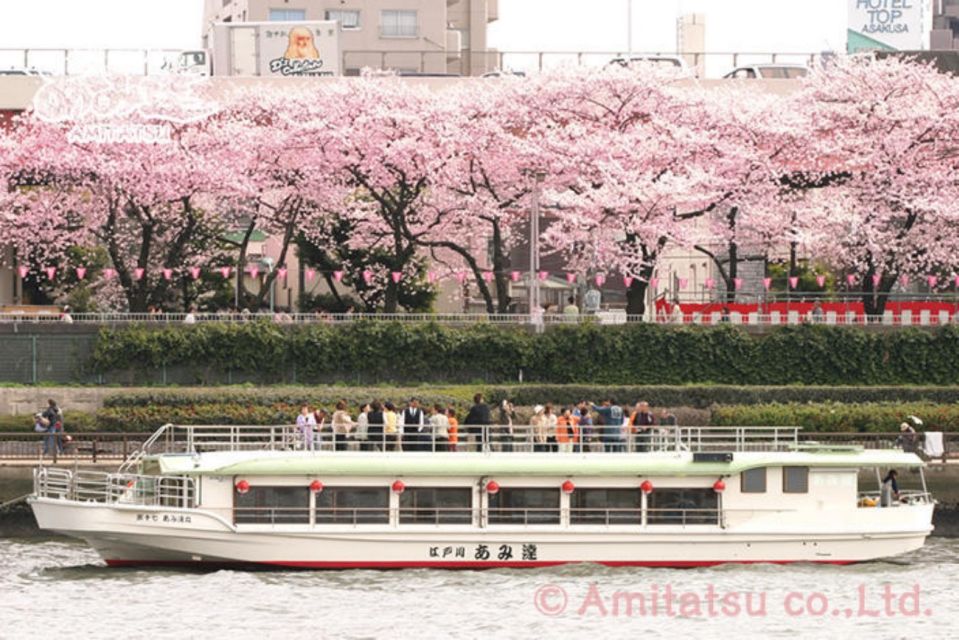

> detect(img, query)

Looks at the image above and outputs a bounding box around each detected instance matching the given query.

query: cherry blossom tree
[791,56,959,316]
[2,108,236,312]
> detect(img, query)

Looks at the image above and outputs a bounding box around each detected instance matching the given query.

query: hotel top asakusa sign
[848,0,926,52]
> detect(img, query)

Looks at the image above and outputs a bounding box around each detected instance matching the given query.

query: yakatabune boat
[29,424,934,568]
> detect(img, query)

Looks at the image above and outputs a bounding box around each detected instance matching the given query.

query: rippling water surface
[2,537,957,639]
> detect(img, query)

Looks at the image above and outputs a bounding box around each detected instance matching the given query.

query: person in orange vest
[446,406,459,452]
[556,407,580,453]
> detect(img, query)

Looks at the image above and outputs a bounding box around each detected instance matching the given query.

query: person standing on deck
[592,399,624,452]
[881,470,900,507]
[446,407,459,452]
[629,402,656,452]
[296,404,316,451]
[428,404,450,452]
[367,402,385,451]
[355,403,371,451]
[331,401,354,452]
[399,398,426,451]
[464,393,492,452]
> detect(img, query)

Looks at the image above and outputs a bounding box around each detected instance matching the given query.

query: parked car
[481,70,526,78]
[0,67,50,76]
[608,55,689,71]
[723,64,808,79]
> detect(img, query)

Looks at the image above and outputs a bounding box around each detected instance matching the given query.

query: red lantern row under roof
[235,478,725,495]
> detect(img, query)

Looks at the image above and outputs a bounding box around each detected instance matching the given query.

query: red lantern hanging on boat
[640,480,654,494]
[561,480,575,494]
[235,480,250,494]
[392,480,406,494]
[485,480,500,495]
[713,478,726,492]
[309,480,324,493]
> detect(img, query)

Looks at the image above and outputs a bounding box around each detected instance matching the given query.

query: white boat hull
[30,498,934,568]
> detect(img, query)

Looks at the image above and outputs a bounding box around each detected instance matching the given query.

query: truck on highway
[173,21,341,77]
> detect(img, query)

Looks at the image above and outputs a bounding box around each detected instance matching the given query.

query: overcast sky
[0,0,846,52]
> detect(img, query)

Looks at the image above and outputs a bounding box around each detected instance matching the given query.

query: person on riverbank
[41,399,64,458]
[296,404,316,451]
[331,401,353,452]
[881,470,900,507]
[897,422,918,453]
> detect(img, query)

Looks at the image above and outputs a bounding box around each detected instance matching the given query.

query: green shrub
[711,402,959,432]
[483,385,959,408]
[102,386,476,409]
[88,322,959,385]
[0,411,99,433]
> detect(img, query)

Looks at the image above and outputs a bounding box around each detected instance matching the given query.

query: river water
[2,537,957,640]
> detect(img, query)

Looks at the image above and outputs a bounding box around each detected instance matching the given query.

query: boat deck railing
[34,467,195,508]
[127,423,803,460]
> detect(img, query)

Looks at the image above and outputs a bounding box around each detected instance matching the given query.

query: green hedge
[101,386,476,410]
[101,384,959,411]
[711,402,959,432]
[90,322,959,385]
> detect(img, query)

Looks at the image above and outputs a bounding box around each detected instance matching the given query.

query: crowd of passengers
[294,393,678,453]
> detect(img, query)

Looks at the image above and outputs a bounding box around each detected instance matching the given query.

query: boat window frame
[646,487,720,525]
[398,487,473,525]
[782,466,809,494]
[315,485,391,525]
[487,487,562,526]
[233,485,310,525]
[740,467,767,493]
[569,487,643,525]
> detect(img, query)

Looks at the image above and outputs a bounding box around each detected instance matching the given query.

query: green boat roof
[152,449,924,478]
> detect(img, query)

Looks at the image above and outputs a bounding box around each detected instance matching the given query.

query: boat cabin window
[647,488,718,525]
[782,466,809,494]
[234,486,309,524]
[741,468,767,493]
[570,488,642,525]
[488,488,560,525]
[316,487,390,524]
[400,488,472,524]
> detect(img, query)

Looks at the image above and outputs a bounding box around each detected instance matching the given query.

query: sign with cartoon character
[258,21,340,77]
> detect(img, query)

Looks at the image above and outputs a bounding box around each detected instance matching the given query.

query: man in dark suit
[463,393,491,452]
[400,398,426,451]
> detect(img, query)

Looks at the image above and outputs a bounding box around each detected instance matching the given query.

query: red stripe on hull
[104,559,858,569]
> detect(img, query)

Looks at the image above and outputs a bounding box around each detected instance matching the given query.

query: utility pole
[627,0,633,55]
[529,173,543,316]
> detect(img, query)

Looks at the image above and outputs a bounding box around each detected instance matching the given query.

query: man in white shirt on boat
[296,404,317,451]
[399,398,426,451]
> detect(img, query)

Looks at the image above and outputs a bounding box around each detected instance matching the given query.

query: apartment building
[932,0,959,49]
[202,0,499,75]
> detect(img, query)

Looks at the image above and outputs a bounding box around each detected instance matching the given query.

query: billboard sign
[258,21,340,76]
[847,0,926,52]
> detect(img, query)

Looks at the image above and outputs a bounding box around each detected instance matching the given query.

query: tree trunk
[491,220,512,313]
[862,269,895,319]
[726,242,738,304]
